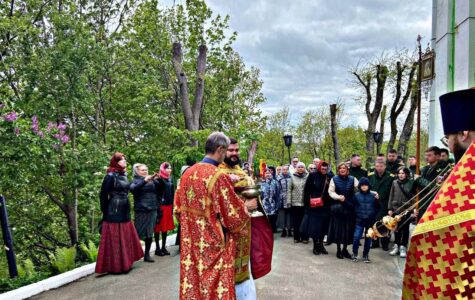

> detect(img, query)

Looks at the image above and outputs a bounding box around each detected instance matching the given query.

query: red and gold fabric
[218,163,254,283]
[175,163,250,300]
[402,142,475,299]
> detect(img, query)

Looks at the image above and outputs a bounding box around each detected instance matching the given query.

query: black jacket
[130,176,160,211]
[100,172,131,223]
[303,172,332,215]
[158,178,174,206]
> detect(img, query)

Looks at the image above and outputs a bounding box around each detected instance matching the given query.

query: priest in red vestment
[402,88,475,299]
[175,132,251,300]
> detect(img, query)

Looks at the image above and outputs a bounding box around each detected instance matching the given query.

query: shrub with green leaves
[79,240,98,263]
[49,247,77,274]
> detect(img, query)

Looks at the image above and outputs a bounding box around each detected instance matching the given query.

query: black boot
[288,229,293,237]
[313,241,321,255]
[281,229,288,238]
[162,231,170,255]
[319,242,328,255]
[144,238,155,262]
[341,246,352,259]
[154,233,162,255]
[336,244,343,259]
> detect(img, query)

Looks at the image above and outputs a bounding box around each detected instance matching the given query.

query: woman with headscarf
[302,161,333,255]
[130,163,161,262]
[289,162,309,243]
[96,152,144,274]
[154,162,175,256]
[327,163,358,259]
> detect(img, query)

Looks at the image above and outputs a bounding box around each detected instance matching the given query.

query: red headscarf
[160,162,171,179]
[317,161,329,173]
[106,152,126,174]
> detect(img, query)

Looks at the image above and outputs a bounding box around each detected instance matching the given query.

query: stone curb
[0,233,177,300]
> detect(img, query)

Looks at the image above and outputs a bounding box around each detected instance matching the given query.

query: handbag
[310,179,327,208]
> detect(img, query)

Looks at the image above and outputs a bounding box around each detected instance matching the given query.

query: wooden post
[415,35,423,213]
[0,196,18,278]
[330,104,340,166]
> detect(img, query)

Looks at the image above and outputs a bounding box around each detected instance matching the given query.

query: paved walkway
[31,235,404,300]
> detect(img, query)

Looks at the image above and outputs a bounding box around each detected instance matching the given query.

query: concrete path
[31,235,404,300]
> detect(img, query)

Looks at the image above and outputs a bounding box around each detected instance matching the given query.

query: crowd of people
[88,88,475,299]
[255,145,453,263]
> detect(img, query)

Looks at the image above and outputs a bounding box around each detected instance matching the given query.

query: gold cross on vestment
[197,258,206,276]
[228,204,237,217]
[182,277,193,295]
[190,171,199,181]
[221,188,229,200]
[182,254,193,271]
[186,188,195,201]
[196,218,206,231]
[195,237,210,253]
[216,281,229,299]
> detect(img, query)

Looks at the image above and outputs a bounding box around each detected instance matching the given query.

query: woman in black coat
[130,163,161,262]
[303,161,333,255]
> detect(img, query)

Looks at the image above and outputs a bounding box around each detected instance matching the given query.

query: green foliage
[17,259,37,279]
[79,241,98,263]
[49,247,77,274]
[0,0,266,290]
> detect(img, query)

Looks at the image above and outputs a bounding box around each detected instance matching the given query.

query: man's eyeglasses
[440,136,449,147]
[309,168,316,170]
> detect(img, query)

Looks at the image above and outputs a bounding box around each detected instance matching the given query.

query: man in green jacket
[414,146,449,219]
[349,154,368,180]
[368,161,395,250]
[386,149,405,175]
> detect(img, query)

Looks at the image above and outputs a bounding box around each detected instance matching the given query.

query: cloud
[206,0,432,128]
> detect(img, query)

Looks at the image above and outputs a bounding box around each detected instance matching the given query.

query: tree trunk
[172,42,207,133]
[397,83,418,158]
[66,205,78,246]
[377,105,387,154]
[387,62,417,153]
[353,64,388,167]
[247,140,257,166]
[330,104,340,166]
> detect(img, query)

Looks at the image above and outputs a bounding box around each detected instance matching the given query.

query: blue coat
[353,191,378,222]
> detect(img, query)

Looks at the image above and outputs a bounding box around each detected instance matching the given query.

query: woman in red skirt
[154,162,175,256]
[96,152,144,274]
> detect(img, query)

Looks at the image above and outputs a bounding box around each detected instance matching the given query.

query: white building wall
[429,0,475,147]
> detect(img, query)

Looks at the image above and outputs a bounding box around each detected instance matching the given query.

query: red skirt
[251,215,274,280]
[95,221,144,274]
[155,205,175,233]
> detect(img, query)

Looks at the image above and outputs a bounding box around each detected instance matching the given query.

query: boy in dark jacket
[352,177,379,263]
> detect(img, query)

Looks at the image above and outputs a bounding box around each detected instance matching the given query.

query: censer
[366,214,403,239]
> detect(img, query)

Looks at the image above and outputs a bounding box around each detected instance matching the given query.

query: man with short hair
[349,154,368,179]
[175,132,251,300]
[368,161,394,250]
[439,148,454,163]
[276,166,283,179]
[414,146,448,218]
[312,157,321,166]
[386,149,404,175]
[407,155,417,177]
[403,88,475,299]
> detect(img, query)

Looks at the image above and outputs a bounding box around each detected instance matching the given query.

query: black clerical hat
[439,88,475,134]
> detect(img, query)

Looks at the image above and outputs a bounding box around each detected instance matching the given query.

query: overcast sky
[204,0,432,127]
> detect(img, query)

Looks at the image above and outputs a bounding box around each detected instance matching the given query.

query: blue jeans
[352,221,372,256]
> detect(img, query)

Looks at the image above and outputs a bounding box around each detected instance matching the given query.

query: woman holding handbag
[302,161,333,255]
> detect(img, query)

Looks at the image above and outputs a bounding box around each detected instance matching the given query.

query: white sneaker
[389,244,399,256]
[400,246,407,258]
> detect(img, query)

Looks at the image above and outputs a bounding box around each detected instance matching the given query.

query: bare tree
[387,61,417,153]
[397,83,418,157]
[330,104,340,166]
[352,64,389,166]
[172,42,207,132]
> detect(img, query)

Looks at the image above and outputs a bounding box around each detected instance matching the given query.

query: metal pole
[287,146,291,164]
[0,195,18,278]
[416,35,423,214]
